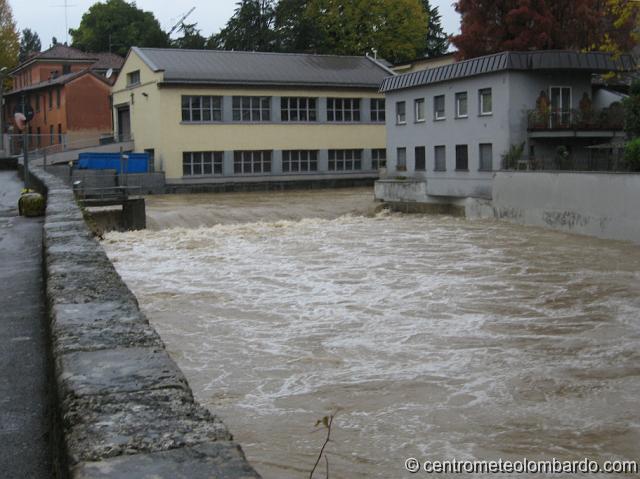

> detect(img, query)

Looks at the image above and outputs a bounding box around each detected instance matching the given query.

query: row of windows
[181,96,386,123]
[182,149,387,176]
[396,143,493,172]
[396,88,492,124]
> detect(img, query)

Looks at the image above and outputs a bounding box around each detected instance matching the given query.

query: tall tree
[0,0,19,72]
[70,0,169,56]
[306,0,428,63]
[209,0,277,51]
[451,0,639,60]
[421,0,449,58]
[19,28,41,63]
[172,22,207,50]
[273,0,319,52]
[598,0,640,55]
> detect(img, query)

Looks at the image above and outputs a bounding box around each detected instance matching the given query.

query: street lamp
[0,66,7,154]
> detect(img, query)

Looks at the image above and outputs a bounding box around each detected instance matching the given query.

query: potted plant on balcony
[532,90,550,129]
[578,93,593,129]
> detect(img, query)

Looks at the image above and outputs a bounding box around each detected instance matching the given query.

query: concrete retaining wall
[493,171,640,244]
[30,166,261,478]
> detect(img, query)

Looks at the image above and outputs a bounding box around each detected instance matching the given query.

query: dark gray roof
[132,47,393,88]
[381,50,638,93]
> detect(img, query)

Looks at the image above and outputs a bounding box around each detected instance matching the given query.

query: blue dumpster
[77,152,149,173]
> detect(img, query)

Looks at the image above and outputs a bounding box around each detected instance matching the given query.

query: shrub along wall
[31,166,261,478]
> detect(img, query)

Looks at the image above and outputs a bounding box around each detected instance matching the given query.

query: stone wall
[493,171,640,244]
[30,166,261,478]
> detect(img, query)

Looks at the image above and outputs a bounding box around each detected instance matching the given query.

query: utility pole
[0,67,7,154]
[21,93,30,189]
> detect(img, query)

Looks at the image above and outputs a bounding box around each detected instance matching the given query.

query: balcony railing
[527,106,624,132]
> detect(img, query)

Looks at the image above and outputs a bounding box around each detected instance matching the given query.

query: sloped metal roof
[381,51,637,93]
[133,47,393,88]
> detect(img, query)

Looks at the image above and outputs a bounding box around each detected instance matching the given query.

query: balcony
[527,105,624,138]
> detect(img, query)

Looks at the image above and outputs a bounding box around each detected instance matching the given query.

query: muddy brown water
[103,188,640,478]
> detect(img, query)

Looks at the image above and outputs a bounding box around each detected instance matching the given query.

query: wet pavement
[0,170,52,478]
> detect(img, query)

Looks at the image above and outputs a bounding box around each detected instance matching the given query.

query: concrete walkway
[0,170,52,478]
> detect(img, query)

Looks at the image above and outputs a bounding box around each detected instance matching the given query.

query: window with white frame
[397,147,407,171]
[415,146,426,171]
[182,151,224,176]
[434,95,445,120]
[126,70,140,86]
[327,98,360,122]
[282,150,318,172]
[281,97,317,122]
[396,101,406,124]
[415,98,425,122]
[233,150,272,174]
[328,149,362,170]
[371,99,386,122]
[455,92,468,118]
[455,144,469,170]
[232,96,271,121]
[434,145,446,171]
[371,149,386,169]
[479,88,492,115]
[479,143,493,171]
[181,96,223,122]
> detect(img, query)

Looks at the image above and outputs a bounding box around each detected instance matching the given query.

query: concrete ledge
[29,165,261,478]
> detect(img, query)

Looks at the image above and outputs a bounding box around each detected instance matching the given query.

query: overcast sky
[10,0,461,49]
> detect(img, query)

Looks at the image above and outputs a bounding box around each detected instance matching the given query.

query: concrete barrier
[493,171,640,244]
[30,166,261,478]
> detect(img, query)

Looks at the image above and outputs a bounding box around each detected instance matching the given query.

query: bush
[623,138,640,172]
[623,80,640,138]
[18,192,45,217]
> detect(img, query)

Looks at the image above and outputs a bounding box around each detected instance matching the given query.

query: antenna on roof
[168,7,196,37]
[51,0,76,45]
[106,68,113,80]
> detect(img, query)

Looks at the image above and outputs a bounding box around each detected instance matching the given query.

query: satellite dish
[106,68,113,79]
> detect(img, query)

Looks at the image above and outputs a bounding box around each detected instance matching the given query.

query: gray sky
[10,0,460,50]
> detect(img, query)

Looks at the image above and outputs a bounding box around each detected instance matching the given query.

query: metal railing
[527,107,624,131]
[5,133,133,158]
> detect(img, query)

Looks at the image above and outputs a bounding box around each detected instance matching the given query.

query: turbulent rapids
[103,188,640,478]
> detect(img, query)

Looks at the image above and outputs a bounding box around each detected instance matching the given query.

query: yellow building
[111,47,393,188]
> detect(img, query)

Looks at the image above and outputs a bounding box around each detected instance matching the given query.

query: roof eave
[158,79,384,90]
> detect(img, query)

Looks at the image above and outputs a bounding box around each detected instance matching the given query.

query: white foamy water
[103,198,640,478]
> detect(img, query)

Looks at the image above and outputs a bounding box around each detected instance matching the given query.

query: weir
[27,165,261,478]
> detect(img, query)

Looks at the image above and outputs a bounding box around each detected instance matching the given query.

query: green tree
[70,0,169,56]
[172,22,207,50]
[273,0,320,52]
[306,0,428,63]
[623,80,640,138]
[421,0,449,58]
[209,0,277,51]
[0,0,19,72]
[19,28,42,63]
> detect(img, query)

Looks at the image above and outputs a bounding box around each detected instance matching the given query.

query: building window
[62,64,71,75]
[56,88,61,108]
[371,99,385,122]
[455,144,469,171]
[49,125,54,144]
[328,149,362,171]
[396,101,406,124]
[233,150,272,174]
[36,127,41,147]
[48,90,53,110]
[327,98,360,122]
[434,145,446,171]
[181,96,222,122]
[281,97,317,122]
[127,70,141,87]
[233,96,271,122]
[479,88,492,115]
[58,124,62,144]
[479,143,493,171]
[35,95,40,113]
[282,150,318,172]
[371,149,386,169]
[455,92,468,118]
[415,146,426,171]
[183,151,224,176]
[397,147,407,171]
[415,98,425,122]
[434,95,445,120]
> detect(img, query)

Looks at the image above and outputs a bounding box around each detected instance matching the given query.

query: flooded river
[103,188,640,478]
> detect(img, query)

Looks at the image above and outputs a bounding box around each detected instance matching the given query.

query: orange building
[3,45,123,150]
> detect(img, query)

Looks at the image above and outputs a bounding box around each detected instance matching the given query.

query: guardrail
[527,107,624,131]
